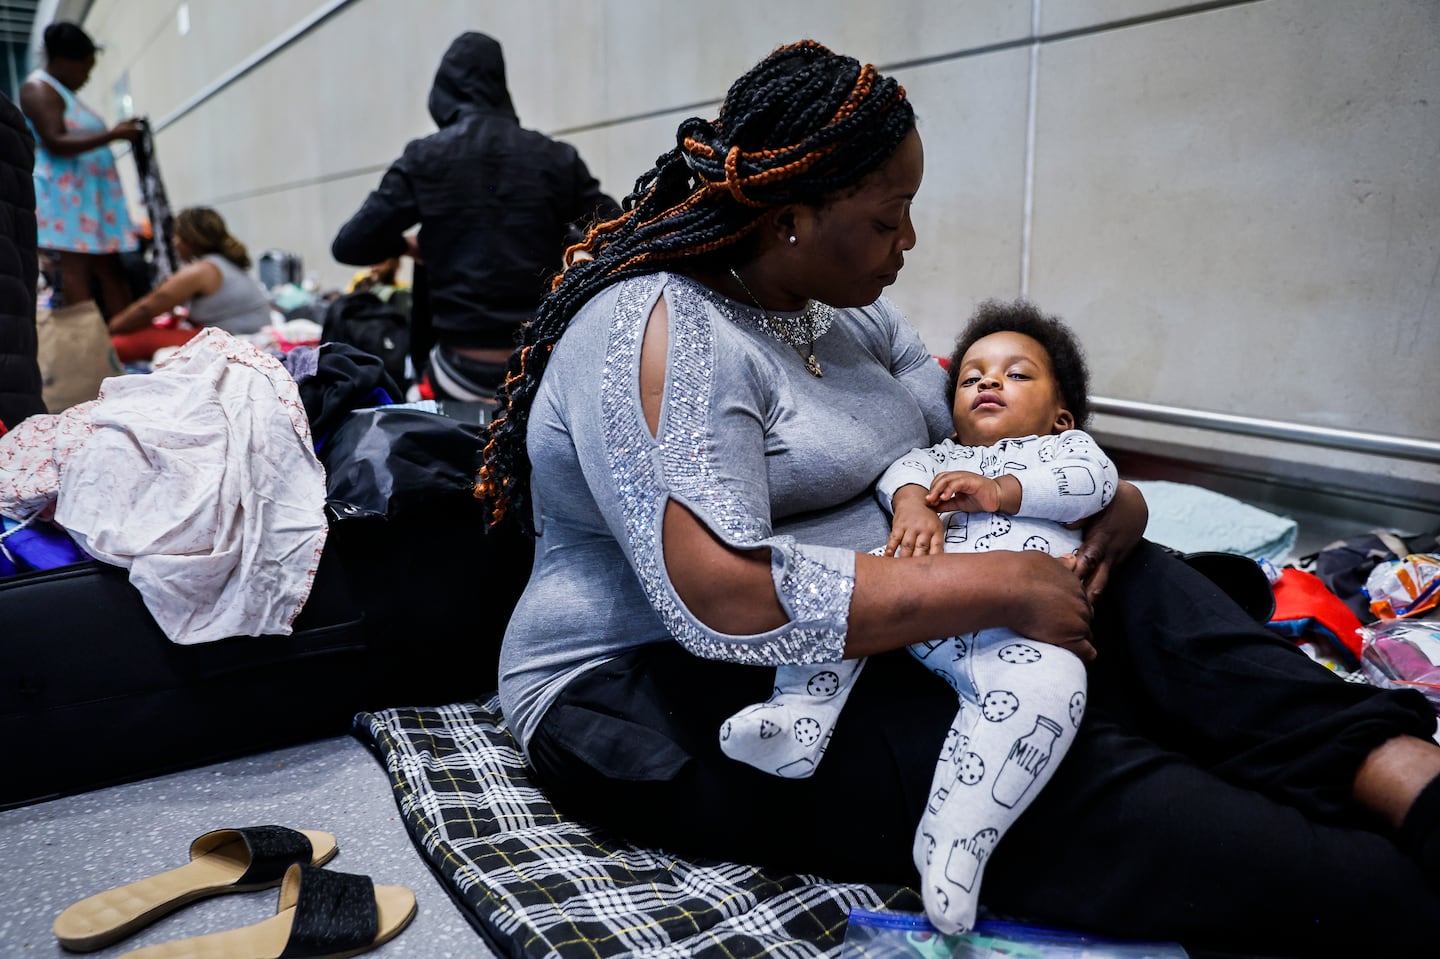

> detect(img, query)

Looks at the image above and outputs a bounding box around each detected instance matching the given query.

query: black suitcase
[0,544,368,808]
[0,500,532,809]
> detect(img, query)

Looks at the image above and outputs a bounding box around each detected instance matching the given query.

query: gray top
[498,272,952,753]
[187,254,270,334]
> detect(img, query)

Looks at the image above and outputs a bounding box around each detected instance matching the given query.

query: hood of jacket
[427,32,518,128]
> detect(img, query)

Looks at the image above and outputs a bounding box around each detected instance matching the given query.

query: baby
[720,298,1116,932]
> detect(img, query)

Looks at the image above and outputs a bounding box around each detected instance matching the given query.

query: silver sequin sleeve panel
[600,275,852,667]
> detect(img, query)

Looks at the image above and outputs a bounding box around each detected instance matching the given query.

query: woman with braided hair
[481,40,1440,954]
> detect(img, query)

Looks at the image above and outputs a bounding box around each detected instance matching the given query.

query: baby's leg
[719,659,865,778]
[913,633,1088,933]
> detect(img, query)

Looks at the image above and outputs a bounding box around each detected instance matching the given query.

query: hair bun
[676,118,724,176]
[676,116,719,148]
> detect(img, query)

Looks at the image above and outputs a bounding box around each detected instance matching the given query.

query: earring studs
[788,235,798,246]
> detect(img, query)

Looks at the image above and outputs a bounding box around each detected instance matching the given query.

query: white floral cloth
[0,328,327,644]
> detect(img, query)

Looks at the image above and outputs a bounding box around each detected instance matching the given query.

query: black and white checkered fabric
[355,695,922,958]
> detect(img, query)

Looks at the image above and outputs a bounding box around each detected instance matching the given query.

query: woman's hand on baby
[1070,480,1148,604]
[1000,551,1095,662]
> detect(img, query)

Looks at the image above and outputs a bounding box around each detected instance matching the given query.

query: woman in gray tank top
[108,206,271,363]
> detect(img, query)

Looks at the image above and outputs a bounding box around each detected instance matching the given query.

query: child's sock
[719,659,864,778]
[1399,772,1440,880]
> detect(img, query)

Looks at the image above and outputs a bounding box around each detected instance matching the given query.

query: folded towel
[1134,480,1298,564]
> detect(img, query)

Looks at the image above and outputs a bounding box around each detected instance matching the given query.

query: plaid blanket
[355,696,923,959]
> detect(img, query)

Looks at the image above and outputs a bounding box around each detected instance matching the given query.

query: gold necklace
[728,267,826,378]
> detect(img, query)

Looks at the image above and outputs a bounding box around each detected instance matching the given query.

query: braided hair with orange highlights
[478,40,915,531]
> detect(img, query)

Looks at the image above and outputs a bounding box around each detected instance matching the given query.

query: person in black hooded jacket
[0,90,45,431]
[331,32,620,402]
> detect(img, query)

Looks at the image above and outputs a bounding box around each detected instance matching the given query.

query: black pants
[528,541,1440,956]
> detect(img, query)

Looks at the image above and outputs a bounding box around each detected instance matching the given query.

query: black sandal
[54,826,339,952]
[116,864,416,958]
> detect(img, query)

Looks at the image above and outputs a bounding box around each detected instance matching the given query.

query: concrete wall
[66,0,1440,498]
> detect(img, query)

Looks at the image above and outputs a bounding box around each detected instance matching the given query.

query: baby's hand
[884,486,946,557]
[927,471,1003,513]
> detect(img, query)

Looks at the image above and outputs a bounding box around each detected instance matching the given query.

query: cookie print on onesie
[997,642,1042,665]
[793,717,823,747]
[920,637,973,698]
[931,669,963,695]
[955,751,985,786]
[1069,690,1086,728]
[940,726,960,762]
[1055,432,1089,457]
[972,515,1012,551]
[980,690,1020,723]
[919,830,937,865]
[1022,535,1050,551]
[806,670,841,697]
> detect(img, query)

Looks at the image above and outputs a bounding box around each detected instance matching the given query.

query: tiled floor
[1,733,498,958]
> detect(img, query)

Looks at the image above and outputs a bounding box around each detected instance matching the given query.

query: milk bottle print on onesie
[992,714,1062,808]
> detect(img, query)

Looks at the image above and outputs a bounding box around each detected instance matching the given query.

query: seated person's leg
[984,712,1440,956]
[528,644,951,885]
[1091,540,1437,817]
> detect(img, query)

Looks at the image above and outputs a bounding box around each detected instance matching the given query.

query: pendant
[804,353,824,378]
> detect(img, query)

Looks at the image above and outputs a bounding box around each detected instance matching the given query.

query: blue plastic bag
[0,515,90,576]
[840,909,1189,959]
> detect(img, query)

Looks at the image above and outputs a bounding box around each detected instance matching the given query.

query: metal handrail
[1090,397,1440,464]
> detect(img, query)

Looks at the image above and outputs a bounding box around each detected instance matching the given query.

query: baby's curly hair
[944,298,1092,429]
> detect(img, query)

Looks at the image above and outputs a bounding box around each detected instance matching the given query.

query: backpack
[320,291,411,390]
[1307,529,1440,624]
